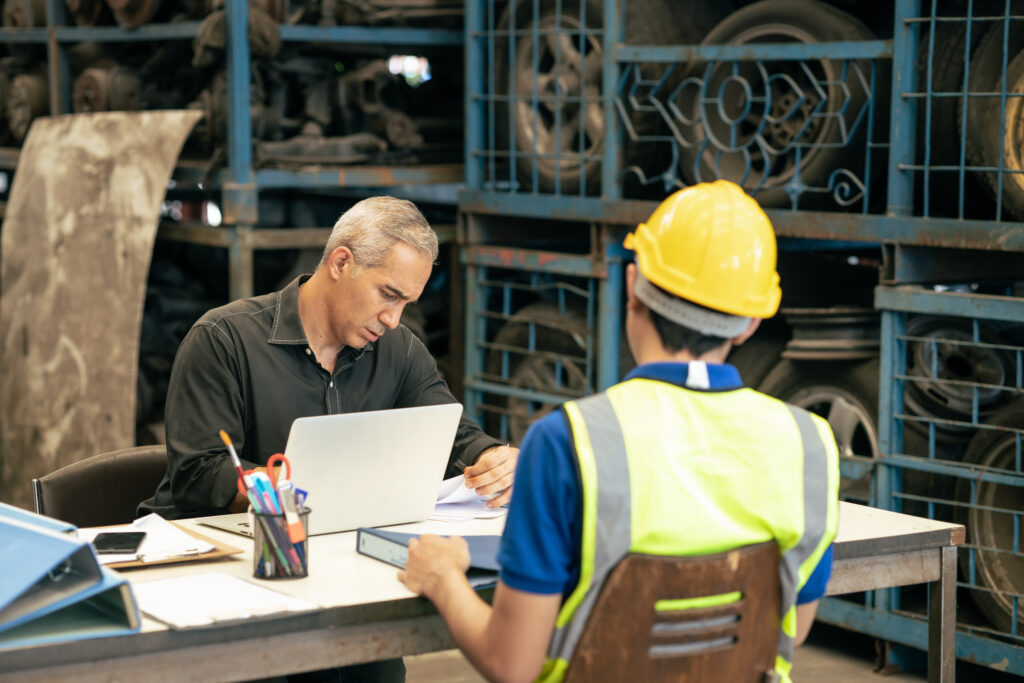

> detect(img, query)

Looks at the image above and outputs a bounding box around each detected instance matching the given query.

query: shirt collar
[268,275,311,345]
[267,274,374,357]
[623,361,744,390]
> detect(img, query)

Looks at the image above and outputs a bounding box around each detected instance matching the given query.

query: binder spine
[356,529,409,569]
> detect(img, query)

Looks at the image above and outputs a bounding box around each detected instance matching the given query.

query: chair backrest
[31,445,168,527]
[564,541,781,683]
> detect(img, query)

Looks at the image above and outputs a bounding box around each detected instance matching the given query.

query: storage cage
[0,0,465,297]
[826,285,1024,670]
[461,0,1024,673]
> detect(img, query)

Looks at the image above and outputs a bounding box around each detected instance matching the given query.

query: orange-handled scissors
[266,453,291,487]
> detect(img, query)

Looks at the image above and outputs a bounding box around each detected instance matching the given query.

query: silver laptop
[202,403,463,537]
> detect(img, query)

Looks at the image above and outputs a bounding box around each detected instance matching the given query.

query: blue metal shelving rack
[1,0,464,299]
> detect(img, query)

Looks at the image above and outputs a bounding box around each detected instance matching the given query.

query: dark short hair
[646,280,730,355]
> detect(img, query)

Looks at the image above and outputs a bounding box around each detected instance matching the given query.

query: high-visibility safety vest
[538,376,840,683]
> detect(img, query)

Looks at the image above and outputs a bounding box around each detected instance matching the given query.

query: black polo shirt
[139,275,501,519]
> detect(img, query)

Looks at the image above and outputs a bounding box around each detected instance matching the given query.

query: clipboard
[0,502,141,649]
[88,522,243,569]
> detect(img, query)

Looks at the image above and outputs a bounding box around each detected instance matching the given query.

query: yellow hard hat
[623,180,781,319]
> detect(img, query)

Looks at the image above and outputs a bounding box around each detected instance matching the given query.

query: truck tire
[677,0,876,208]
[485,301,591,443]
[955,400,1024,634]
[758,358,880,461]
[914,2,999,217]
[978,49,1024,220]
[494,0,728,195]
[757,358,942,512]
[758,359,879,502]
[961,2,1024,219]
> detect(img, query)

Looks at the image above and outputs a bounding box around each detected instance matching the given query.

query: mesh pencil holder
[251,507,310,579]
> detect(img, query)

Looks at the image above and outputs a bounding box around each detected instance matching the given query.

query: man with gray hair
[139,196,517,681]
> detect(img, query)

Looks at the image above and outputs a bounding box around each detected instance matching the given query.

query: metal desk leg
[928,546,957,683]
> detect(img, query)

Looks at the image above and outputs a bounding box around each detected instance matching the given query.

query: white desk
[0,503,963,683]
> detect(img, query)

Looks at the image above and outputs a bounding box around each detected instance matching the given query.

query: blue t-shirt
[497,361,833,604]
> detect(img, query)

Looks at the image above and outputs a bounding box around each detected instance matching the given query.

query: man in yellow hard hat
[399,180,840,683]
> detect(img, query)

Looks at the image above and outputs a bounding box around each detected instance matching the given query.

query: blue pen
[251,472,281,514]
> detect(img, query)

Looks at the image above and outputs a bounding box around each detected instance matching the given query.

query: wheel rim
[696,23,835,192]
[786,384,879,460]
[905,319,1013,432]
[967,433,1024,629]
[513,12,604,179]
[785,383,878,501]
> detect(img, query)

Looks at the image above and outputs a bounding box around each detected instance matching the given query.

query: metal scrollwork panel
[617,56,883,210]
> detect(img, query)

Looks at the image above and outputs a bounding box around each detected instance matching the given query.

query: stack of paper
[132,573,318,629]
[78,514,215,564]
[432,476,508,522]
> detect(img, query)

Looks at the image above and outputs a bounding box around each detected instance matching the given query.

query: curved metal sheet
[0,110,201,509]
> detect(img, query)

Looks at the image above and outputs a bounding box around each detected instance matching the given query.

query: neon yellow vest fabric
[538,376,840,683]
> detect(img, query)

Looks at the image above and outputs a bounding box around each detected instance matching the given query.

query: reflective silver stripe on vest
[778,405,832,664]
[548,393,632,661]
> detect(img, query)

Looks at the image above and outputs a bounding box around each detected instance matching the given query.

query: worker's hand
[464,445,518,508]
[399,534,471,599]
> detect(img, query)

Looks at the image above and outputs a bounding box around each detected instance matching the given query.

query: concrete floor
[404,623,1017,682]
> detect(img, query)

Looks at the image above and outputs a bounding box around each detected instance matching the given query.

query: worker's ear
[730,318,761,346]
[326,246,356,279]
[625,263,645,313]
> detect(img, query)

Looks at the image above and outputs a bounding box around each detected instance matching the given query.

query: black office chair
[31,445,168,527]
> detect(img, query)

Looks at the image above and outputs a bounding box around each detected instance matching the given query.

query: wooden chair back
[564,541,781,683]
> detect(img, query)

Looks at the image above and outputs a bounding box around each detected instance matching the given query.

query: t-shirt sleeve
[796,544,833,604]
[497,410,581,596]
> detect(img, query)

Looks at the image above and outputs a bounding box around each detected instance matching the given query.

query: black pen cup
[251,507,310,579]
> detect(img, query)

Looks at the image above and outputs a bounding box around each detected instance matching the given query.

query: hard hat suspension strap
[633,269,750,338]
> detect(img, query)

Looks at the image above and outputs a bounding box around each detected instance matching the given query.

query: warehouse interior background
[0,0,1022,678]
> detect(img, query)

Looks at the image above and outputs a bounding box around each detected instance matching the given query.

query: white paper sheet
[132,572,318,628]
[432,476,508,522]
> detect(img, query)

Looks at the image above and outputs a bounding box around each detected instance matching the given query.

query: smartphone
[93,531,147,555]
